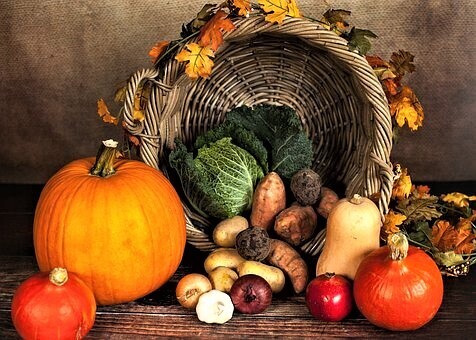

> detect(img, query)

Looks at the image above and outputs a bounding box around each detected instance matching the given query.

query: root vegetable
[208,266,238,293]
[195,289,234,324]
[235,226,271,261]
[237,260,286,294]
[274,203,318,246]
[204,248,246,273]
[250,172,286,231]
[266,239,309,294]
[290,168,322,206]
[175,273,212,309]
[315,187,339,218]
[213,216,249,247]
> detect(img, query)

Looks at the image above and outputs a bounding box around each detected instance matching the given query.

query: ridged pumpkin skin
[33,157,187,305]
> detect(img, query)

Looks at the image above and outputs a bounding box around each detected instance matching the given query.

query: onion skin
[229,274,272,314]
[353,237,444,331]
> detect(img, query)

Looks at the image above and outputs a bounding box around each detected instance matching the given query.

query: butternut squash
[316,194,382,280]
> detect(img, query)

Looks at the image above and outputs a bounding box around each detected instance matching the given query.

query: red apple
[305,273,353,322]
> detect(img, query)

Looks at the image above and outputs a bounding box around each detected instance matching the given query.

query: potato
[208,266,238,293]
[236,260,286,293]
[212,216,249,247]
[204,248,246,273]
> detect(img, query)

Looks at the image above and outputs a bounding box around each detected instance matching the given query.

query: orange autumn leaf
[383,210,407,234]
[198,10,235,51]
[441,192,476,209]
[412,185,431,199]
[382,78,399,96]
[148,41,169,63]
[392,167,412,200]
[454,215,476,254]
[122,122,141,147]
[97,99,118,125]
[259,0,301,25]
[389,86,424,131]
[432,219,476,254]
[232,0,252,17]
[175,42,215,79]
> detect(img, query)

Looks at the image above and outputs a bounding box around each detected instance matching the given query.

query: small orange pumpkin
[33,140,187,305]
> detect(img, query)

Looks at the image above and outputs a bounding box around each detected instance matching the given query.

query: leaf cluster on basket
[96,0,425,147]
[383,164,476,276]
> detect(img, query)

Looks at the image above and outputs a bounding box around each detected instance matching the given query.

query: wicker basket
[121,14,394,256]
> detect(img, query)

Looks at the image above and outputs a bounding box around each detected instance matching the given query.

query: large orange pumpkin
[33,140,187,305]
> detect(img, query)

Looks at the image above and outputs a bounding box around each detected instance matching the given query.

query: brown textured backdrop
[0,0,475,184]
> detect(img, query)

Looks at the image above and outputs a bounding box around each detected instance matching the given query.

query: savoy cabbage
[169,137,264,220]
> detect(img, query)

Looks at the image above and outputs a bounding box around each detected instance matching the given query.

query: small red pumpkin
[11,267,96,340]
[353,232,444,331]
[33,140,187,305]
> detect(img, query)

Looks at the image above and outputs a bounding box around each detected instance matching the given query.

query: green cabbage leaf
[169,137,264,220]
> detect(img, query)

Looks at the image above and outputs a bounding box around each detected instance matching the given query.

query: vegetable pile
[169,104,313,220]
[171,104,332,322]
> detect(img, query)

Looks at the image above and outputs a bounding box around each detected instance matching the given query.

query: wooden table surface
[1,183,475,339]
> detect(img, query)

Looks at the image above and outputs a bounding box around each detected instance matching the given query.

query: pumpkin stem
[90,139,119,177]
[387,232,409,261]
[350,194,363,205]
[49,267,69,286]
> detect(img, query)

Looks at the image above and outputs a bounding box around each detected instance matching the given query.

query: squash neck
[387,232,409,261]
[89,139,118,177]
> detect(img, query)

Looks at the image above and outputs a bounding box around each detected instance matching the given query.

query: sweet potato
[315,186,339,218]
[266,239,308,294]
[274,203,317,246]
[250,172,286,231]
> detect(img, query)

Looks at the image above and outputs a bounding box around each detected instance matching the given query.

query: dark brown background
[1,0,475,184]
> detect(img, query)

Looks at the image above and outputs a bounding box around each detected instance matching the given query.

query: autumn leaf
[433,251,465,267]
[322,9,351,33]
[132,82,152,122]
[259,0,302,25]
[442,192,476,209]
[383,210,407,234]
[389,86,424,131]
[392,166,412,200]
[411,185,431,199]
[198,10,235,51]
[148,41,169,63]
[346,28,377,55]
[454,215,476,254]
[396,196,442,223]
[185,4,216,34]
[122,121,141,147]
[389,50,416,78]
[97,99,118,125]
[232,0,252,17]
[175,42,215,79]
[431,218,476,254]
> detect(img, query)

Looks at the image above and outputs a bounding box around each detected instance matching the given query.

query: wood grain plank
[1,256,475,339]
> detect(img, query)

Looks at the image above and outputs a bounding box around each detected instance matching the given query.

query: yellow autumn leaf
[233,0,252,17]
[258,0,302,24]
[175,42,215,79]
[392,167,412,200]
[97,99,118,125]
[389,86,424,131]
[442,192,476,209]
[383,210,407,234]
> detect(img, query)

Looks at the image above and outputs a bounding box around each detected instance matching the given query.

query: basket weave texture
[122,14,394,256]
